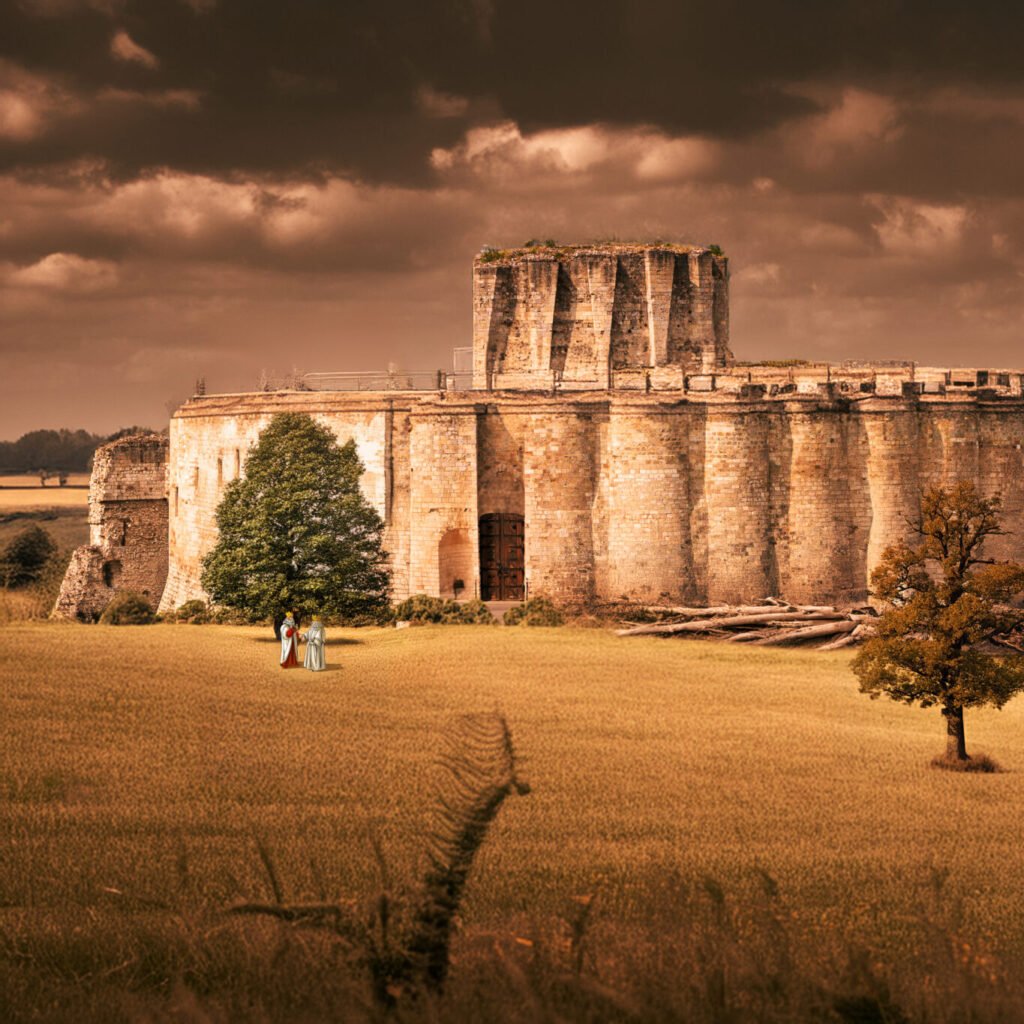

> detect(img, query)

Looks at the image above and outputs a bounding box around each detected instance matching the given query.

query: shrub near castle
[0,524,57,588]
[200,413,390,628]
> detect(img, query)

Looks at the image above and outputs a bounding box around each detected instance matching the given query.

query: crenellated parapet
[473,243,731,390]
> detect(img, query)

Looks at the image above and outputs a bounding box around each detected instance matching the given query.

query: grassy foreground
[3,623,1024,1021]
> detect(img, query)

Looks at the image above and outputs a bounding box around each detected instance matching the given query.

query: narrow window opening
[217,457,223,486]
[174,486,179,515]
[235,449,241,477]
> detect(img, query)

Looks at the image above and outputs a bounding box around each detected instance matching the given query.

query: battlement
[185,357,1024,411]
[681,363,1024,400]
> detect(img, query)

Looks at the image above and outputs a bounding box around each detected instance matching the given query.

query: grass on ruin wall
[3,624,1024,1021]
[477,240,723,264]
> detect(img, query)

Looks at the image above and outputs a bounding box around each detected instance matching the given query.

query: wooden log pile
[616,598,878,650]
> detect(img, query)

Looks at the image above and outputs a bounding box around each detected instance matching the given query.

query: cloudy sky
[1,0,1023,436]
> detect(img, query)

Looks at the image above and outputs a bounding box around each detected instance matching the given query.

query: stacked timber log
[615,599,878,650]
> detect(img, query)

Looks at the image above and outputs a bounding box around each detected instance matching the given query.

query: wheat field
[3,623,1024,1021]
[0,473,90,487]
[0,474,89,510]
[0,490,88,510]
[0,508,88,550]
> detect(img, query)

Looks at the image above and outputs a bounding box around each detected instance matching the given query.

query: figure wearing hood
[303,616,326,671]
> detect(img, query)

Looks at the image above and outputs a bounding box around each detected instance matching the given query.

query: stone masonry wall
[601,402,696,602]
[483,391,1024,607]
[155,387,1024,614]
[408,404,479,597]
[521,405,600,603]
[53,433,168,620]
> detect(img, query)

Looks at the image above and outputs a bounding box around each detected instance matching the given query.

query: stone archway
[438,529,474,598]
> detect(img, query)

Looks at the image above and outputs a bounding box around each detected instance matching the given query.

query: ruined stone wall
[473,245,731,390]
[158,393,406,613]
[53,433,168,620]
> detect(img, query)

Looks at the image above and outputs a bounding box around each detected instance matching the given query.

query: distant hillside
[0,427,157,473]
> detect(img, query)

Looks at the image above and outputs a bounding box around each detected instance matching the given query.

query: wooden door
[479,513,525,601]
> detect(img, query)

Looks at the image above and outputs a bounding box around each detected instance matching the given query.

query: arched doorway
[478,513,524,601]
[438,528,473,598]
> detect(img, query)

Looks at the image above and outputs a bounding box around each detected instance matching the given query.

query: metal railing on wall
[301,371,475,392]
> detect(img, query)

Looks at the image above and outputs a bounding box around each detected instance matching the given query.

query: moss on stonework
[477,241,725,265]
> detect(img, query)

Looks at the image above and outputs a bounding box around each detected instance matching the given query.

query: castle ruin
[56,243,1024,619]
[54,433,168,619]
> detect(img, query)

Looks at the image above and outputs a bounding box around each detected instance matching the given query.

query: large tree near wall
[200,413,390,632]
[852,482,1024,767]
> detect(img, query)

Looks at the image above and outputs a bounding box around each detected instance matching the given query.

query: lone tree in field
[852,482,1024,768]
[201,413,390,631]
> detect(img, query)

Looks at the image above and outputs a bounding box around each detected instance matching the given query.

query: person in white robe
[280,611,300,668]
[302,615,327,671]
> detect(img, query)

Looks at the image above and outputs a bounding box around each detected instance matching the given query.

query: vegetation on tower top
[477,240,726,265]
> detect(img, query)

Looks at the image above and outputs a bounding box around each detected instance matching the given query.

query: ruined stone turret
[472,243,731,390]
[53,433,168,620]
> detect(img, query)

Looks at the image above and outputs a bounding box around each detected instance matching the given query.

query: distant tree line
[0,427,155,474]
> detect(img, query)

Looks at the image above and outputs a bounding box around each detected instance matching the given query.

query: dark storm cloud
[0,0,487,182]
[2,0,1023,184]
[3,0,1024,437]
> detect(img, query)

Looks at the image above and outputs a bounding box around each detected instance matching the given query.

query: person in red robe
[280,611,300,668]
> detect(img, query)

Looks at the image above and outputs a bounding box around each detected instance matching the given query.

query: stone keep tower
[472,243,731,390]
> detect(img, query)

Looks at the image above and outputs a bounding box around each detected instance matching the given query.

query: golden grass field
[3,622,1024,1020]
[0,507,88,550]
[0,474,89,512]
[0,473,90,488]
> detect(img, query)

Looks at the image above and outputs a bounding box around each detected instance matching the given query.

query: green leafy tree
[1,524,58,587]
[201,413,390,632]
[852,482,1024,765]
